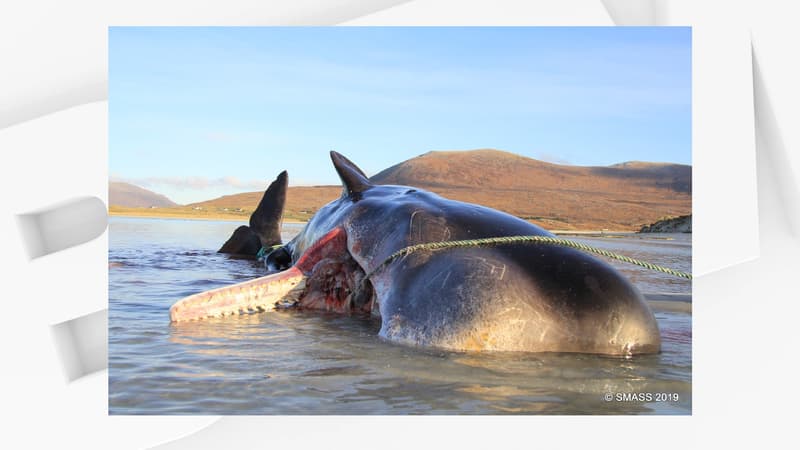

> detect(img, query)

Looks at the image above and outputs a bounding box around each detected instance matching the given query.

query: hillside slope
[189,149,692,231]
[109,182,178,208]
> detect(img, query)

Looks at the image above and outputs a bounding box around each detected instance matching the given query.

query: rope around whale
[256,244,284,261]
[363,235,692,281]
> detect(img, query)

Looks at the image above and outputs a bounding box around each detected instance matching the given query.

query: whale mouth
[170,227,373,322]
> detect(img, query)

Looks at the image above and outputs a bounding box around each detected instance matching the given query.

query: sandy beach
[108,206,307,224]
[109,207,645,233]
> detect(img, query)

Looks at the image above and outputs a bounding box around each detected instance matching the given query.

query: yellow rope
[365,235,692,281]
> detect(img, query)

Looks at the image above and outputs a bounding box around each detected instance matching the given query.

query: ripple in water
[109,217,691,415]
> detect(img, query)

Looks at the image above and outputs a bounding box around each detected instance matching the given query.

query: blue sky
[109,27,691,204]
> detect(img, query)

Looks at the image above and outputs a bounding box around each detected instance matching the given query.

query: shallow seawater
[108,217,691,415]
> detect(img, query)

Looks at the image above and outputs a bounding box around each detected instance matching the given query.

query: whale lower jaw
[170,227,372,322]
[169,267,307,322]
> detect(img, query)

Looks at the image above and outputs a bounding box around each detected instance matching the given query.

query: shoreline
[108,211,308,224]
[109,212,644,234]
[109,208,688,236]
[550,230,636,236]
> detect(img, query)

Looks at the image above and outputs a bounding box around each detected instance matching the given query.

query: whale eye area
[265,246,292,272]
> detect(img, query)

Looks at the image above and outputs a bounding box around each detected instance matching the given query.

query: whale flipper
[331,151,372,196]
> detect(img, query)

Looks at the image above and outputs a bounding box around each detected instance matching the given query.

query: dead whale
[171,152,660,355]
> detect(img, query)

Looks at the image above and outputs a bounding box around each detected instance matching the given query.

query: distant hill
[109,182,178,208]
[188,149,692,231]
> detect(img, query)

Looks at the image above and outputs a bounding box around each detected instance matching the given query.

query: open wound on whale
[170,227,372,322]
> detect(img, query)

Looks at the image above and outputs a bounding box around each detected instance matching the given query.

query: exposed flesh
[169,227,371,322]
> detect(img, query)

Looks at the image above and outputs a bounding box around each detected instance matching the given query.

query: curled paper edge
[16,196,107,260]
[51,309,108,382]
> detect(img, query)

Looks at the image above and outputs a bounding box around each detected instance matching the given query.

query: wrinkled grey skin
[269,152,660,355]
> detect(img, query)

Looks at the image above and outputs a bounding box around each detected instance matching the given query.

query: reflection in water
[109,217,691,415]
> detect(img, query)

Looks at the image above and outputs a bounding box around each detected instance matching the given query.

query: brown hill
[189,186,343,222]
[189,149,692,231]
[109,182,178,208]
[373,150,690,193]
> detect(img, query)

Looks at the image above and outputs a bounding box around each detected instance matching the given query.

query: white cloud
[536,153,572,165]
[112,175,268,191]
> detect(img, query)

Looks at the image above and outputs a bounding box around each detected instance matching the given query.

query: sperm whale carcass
[171,152,660,355]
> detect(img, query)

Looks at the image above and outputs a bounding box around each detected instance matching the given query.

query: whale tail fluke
[218,171,288,257]
[218,225,261,255]
[250,170,288,248]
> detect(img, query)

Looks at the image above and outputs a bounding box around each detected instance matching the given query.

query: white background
[1,1,798,449]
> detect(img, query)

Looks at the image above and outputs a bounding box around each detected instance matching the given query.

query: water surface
[109,217,691,415]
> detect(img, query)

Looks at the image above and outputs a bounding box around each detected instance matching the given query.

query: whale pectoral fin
[330,151,372,196]
[250,170,288,248]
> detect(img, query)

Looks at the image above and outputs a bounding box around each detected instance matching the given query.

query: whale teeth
[170,267,307,322]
